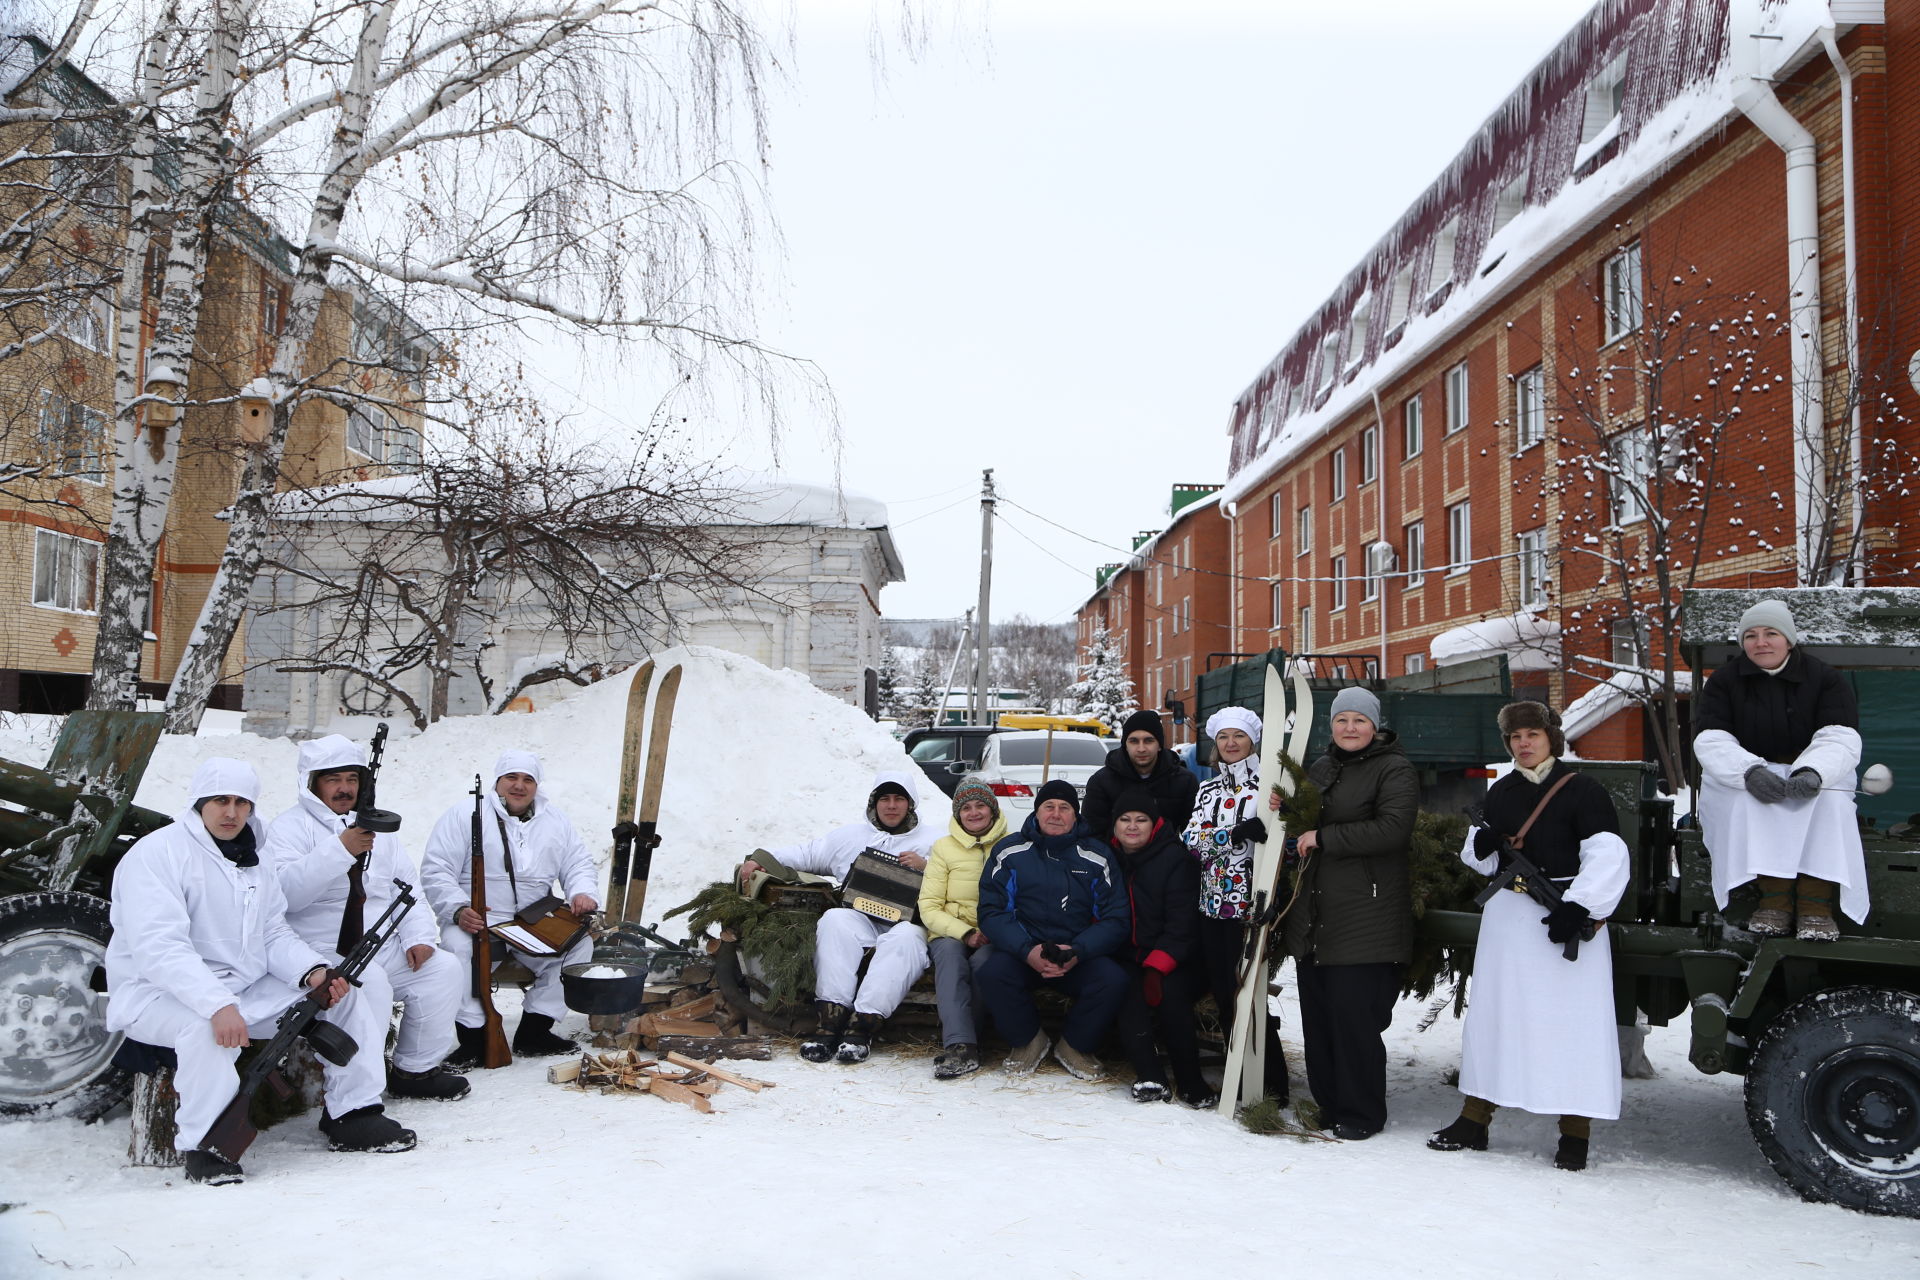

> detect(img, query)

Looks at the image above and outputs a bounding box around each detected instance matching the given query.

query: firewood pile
[585,949,774,1061]
[547,1050,775,1114]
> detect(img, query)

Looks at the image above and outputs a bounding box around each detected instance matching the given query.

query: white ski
[1218,660,1315,1117]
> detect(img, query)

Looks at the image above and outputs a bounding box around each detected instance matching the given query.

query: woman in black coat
[1279,686,1417,1140]
[1107,789,1210,1107]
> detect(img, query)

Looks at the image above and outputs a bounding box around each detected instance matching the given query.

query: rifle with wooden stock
[201,879,416,1163]
[469,775,513,1068]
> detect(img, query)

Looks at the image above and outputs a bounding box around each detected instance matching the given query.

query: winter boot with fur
[1131,1080,1172,1103]
[388,1061,472,1101]
[445,1023,485,1070]
[1427,1115,1491,1152]
[1053,1039,1106,1082]
[1004,1031,1051,1076]
[1748,875,1794,937]
[319,1104,417,1154]
[837,1012,882,1064]
[933,1043,980,1080]
[801,1001,851,1063]
[184,1149,245,1186]
[1554,1135,1590,1171]
[511,1013,576,1057]
[1795,876,1840,942]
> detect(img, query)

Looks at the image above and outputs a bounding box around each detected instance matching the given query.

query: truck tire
[1745,986,1920,1218]
[0,892,132,1122]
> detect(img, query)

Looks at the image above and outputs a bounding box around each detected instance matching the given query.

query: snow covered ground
[3,646,1919,1275]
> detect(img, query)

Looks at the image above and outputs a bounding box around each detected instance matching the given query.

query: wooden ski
[618,662,682,926]
[1218,660,1315,1117]
[604,659,656,922]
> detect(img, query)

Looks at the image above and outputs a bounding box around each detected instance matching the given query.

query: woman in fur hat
[1427,701,1629,1172]
[1692,598,1866,941]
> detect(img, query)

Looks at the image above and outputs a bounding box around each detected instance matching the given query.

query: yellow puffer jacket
[918,809,1009,941]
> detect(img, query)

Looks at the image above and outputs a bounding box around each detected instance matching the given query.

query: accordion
[842,848,924,925]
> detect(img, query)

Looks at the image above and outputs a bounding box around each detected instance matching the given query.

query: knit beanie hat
[951,776,1000,822]
[1034,778,1081,814]
[1329,686,1383,727]
[1737,599,1800,647]
[1205,706,1262,745]
[1110,788,1160,824]
[1121,708,1167,746]
[1496,701,1566,758]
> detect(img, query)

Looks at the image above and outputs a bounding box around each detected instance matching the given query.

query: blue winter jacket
[977,815,1131,961]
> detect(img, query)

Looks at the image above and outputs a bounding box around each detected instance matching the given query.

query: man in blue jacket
[976,779,1131,1080]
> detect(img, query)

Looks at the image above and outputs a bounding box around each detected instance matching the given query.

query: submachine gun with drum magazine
[200,879,418,1163]
[349,722,403,835]
[1469,792,1598,961]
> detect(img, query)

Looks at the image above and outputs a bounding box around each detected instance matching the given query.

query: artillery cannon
[0,711,168,1119]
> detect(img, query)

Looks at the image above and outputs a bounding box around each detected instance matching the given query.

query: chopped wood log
[678,964,714,987]
[665,1052,774,1092]
[632,1012,723,1038]
[654,1034,774,1061]
[647,1078,713,1113]
[665,991,718,1020]
[547,1059,584,1085]
[128,1069,182,1167]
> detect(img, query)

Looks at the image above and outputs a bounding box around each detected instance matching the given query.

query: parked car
[902,726,1003,797]
[974,730,1115,829]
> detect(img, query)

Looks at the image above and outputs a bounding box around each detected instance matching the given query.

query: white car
[974,731,1116,831]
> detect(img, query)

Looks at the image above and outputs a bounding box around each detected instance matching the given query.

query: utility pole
[941,608,974,727]
[972,469,996,726]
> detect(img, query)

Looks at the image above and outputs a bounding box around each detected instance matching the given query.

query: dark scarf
[212,825,258,868]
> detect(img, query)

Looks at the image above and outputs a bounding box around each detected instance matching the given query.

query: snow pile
[1,645,919,933]
[1429,611,1561,671]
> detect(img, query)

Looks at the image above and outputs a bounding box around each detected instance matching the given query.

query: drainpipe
[1730,0,1831,585]
[1370,387,1391,680]
[1818,27,1863,584]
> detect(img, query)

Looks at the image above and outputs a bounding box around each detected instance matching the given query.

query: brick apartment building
[0,44,428,713]
[1080,0,1915,758]
[1075,484,1231,746]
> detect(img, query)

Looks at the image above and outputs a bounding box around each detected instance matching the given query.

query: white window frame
[346,403,390,462]
[1446,501,1472,576]
[1360,424,1379,485]
[1610,616,1650,668]
[1428,218,1459,298]
[1403,395,1423,459]
[45,266,113,353]
[1404,653,1425,675]
[32,528,100,613]
[1315,331,1343,397]
[1297,606,1313,654]
[1346,295,1372,372]
[1445,361,1470,434]
[1363,541,1391,603]
[1514,365,1545,450]
[1491,172,1528,238]
[1269,492,1284,540]
[1609,428,1652,526]
[1330,554,1348,611]
[1296,506,1313,556]
[1603,240,1643,344]
[1582,53,1629,144]
[1330,448,1347,501]
[1403,521,1425,588]
[1516,528,1548,610]
[1384,264,1413,333]
[1271,581,1284,631]
[37,391,107,484]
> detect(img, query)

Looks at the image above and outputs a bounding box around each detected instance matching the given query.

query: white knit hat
[1737,599,1800,647]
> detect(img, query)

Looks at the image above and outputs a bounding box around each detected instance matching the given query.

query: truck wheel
[0,892,132,1122]
[1745,986,1920,1217]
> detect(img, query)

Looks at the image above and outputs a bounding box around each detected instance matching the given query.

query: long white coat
[1457,818,1630,1120]
[1695,725,1868,923]
[419,790,598,928]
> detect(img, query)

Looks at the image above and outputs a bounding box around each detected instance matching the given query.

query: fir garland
[666,883,819,1010]
[1403,810,1480,1008]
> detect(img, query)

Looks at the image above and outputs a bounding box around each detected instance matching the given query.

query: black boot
[184,1148,244,1186]
[511,1013,576,1057]
[1554,1135,1590,1172]
[1427,1115,1490,1152]
[446,1024,484,1070]
[319,1104,417,1153]
[388,1061,472,1100]
[837,1012,882,1064]
[801,1001,850,1063]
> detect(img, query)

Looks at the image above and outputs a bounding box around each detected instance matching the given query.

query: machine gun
[350,722,402,835]
[1471,827,1597,962]
[201,878,417,1163]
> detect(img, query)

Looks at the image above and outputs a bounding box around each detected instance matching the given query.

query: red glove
[1142,969,1162,1007]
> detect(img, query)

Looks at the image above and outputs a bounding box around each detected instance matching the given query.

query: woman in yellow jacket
[918,777,1008,1080]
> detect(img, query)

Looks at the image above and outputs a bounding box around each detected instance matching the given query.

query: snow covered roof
[1429,611,1562,672]
[1219,0,1851,510]
[698,474,891,533]
[1073,486,1226,613]
[1562,667,1694,743]
[1681,587,1920,648]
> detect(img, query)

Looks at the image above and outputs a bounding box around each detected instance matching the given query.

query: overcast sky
[540,0,1604,625]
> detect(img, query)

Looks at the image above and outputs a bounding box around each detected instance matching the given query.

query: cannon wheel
[0,892,133,1121]
[1745,985,1920,1218]
[711,937,812,1038]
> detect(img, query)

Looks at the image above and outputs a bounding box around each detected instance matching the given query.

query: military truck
[1220,592,1920,1216]
[0,711,169,1120]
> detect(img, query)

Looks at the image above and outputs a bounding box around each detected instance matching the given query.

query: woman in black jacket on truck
[1279,686,1418,1140]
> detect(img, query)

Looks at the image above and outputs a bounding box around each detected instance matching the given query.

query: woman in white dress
[1692,599,1866,941]
[1426,702,1629,1172]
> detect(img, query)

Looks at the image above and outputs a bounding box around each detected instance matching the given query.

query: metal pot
[560,958,650,1016]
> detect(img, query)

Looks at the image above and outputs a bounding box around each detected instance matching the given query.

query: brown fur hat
[1497,700,1566,758]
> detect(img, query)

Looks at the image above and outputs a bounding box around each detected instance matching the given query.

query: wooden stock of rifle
[470,775,513,1069]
